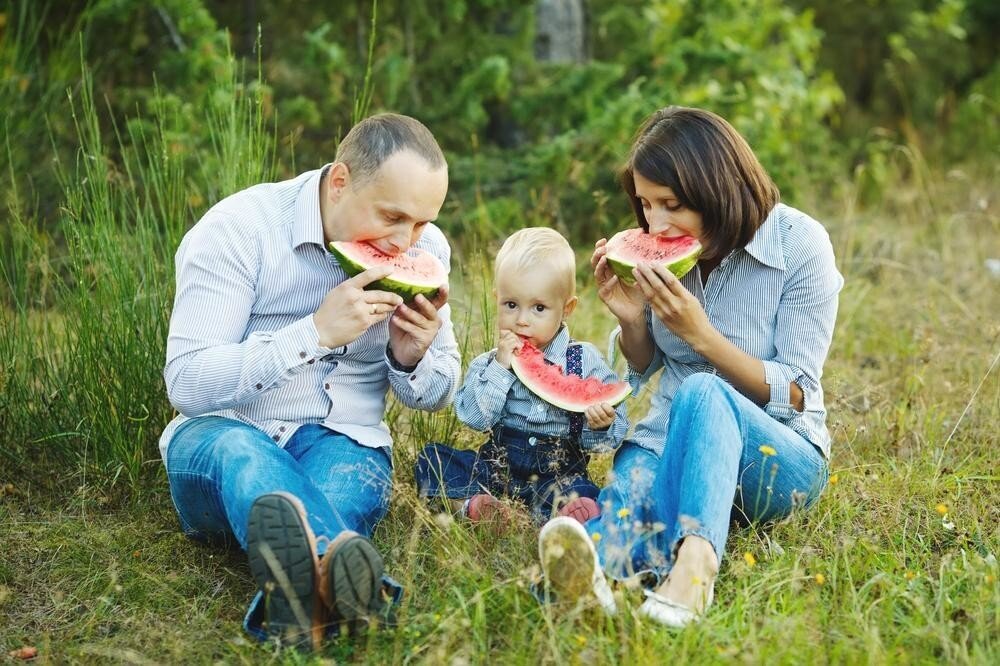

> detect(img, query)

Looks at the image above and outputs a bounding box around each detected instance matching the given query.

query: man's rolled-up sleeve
[387,302,461,411]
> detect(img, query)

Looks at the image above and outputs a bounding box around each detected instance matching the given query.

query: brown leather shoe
[318,531,385,633]
[246,492,324,650]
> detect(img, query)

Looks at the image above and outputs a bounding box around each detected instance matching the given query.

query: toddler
[415,227,629,524]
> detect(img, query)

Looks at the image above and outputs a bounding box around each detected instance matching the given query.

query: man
[160,114,460,649]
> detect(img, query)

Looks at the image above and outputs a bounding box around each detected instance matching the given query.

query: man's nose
[387,226,414,253]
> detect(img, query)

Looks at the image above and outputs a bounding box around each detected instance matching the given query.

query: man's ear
[562,296,578,319]
[327,162,351,202]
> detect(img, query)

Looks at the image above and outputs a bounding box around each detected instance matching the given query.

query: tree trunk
[534,0,586,64]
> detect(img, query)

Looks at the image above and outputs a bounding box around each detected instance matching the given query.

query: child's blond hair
[494,227,576,299]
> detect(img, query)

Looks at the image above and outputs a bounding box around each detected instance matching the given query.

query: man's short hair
[494,227,576,299]
[336,113,446,186]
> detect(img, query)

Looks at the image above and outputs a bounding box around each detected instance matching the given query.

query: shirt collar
[291,165,330,250]
[540,325,571,363]
[740,205,786,270]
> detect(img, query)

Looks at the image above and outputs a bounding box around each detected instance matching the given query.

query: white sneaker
[538,516,617,615]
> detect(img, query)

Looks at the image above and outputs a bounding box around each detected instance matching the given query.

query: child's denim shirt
[454,327,629,452]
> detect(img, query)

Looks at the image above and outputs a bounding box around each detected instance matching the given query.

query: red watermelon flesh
[605,228,702,284]
[329,240,446,301]
[510,342,631,413]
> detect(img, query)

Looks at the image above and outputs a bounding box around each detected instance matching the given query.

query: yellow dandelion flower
[935,503,948,516]
[575,634,587,647]
[743,551,757,567]
[814,573,826,585]
[985,574,996,585]
[828,474,839,485]
[758,445,777,457]
[617,507,631,519]
[592,532,602,543]
[904,571,916,580]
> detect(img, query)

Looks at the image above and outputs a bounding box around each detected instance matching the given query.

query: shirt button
[255,383,263,390]
[278,426,286,432]
[299,351,307,359]
[324,383,331,390]
[536,405,544,412]
[528,437,537,446]
[307,359,315,364]
[272,434,280,442]
[409,375,417,381]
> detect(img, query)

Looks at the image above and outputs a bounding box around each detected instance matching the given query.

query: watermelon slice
[329,240,447,301]
[510,342,631,413]
[605,228,702,285]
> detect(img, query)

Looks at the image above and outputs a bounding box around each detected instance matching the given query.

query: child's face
[495,265,577,349]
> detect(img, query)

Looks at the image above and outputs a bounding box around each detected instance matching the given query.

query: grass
[2,184,998,661]
[1,30,998,666]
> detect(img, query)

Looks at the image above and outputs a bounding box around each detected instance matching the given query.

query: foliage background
[1,0,997,662]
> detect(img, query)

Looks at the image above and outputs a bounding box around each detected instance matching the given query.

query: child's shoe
[466,493,509,525]
[557,497,600,524]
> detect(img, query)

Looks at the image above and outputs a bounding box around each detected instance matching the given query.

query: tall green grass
[0,41,274,487]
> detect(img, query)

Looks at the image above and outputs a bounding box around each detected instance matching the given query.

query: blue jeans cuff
[242,575,405,641]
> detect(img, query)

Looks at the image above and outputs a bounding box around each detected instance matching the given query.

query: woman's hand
[634,263,714,349]
[592,239,646,325]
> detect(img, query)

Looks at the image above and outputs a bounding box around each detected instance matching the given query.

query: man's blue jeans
[165,416,397,636]
[585,373,829,581]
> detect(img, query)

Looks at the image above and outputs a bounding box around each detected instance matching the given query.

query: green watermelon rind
[606,237,702,285]
[510,347,632,413]
[329,242,443,301]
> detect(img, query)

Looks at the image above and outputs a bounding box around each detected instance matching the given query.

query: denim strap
[566,343,584,440]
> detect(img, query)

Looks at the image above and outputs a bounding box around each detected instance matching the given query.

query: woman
[537,106,843,627]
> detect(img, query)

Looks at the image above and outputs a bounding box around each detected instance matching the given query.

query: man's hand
[388,285,449,368]
[494,329,524,369]
[584,402,616,430]
[314,267,403,349]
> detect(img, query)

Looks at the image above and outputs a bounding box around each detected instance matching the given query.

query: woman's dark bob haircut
[619,106,779,259]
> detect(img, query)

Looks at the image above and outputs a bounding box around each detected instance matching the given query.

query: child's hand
[585,402,616,430]
[494,329,524,369]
